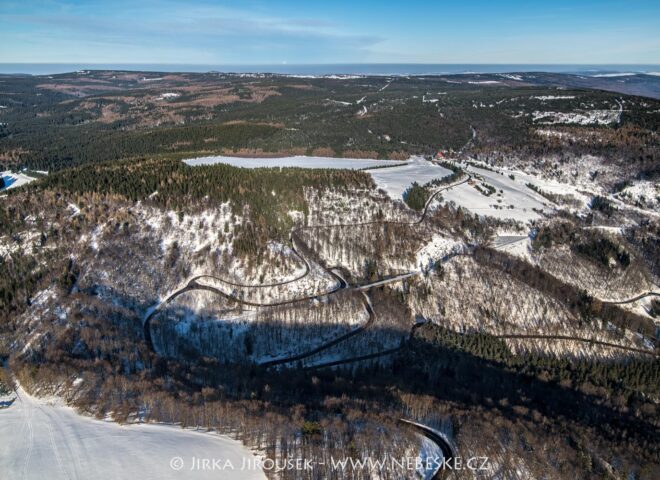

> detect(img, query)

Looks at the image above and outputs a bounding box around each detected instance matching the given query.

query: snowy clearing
[441,165,553,222]
[183,155,401,170]
[498,74,523,81]
[498,167,592,207]
[415,235,463,272]
[369,157,453,200]
[1,171,39,191]
[0,385,265,480]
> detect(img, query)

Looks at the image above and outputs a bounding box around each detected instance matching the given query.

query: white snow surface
[530,95,576,100]
[532,108,621,126]
[617,180,659,210]
[498,74,523,81]
[369,157,453,200]
[183,155,400,170]
[441,165,551,222]
[1,171,38,191]
[416,235,463,272]
[0,385,266,480]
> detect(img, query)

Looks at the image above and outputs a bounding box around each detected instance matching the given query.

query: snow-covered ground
[441,165,551,222]
[591,72,636,77]
[499,167,592,206]
[531,107,621,126]
[415,235,463,272]
[184,155,456,204]
[530,95,576,100]
[0,386,265,480]
[159,92,181,100]
[616,180,659,210]
[369,157,453,200]
[1,171,39,191]
[183,155,401,170]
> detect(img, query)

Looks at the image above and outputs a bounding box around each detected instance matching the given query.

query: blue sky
[1,0,659,64]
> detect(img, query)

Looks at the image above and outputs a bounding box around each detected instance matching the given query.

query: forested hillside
[1,70,658,480]
[2,71,658,186]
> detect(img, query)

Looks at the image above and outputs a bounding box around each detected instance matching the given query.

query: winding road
[398,419,457,480]
[137,148,659,465]
[143,173,471,356]
[143,162,658,367]
[600,291,659,305]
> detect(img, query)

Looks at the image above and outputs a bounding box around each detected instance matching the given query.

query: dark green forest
[2,71,657,181]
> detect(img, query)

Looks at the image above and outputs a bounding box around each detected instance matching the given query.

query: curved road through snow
[143,173,470,354]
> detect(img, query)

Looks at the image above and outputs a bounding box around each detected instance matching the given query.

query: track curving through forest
[143,172,470,354]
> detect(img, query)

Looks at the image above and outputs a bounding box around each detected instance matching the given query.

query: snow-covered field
[369,157,453,200]
[184,155,401,170]
[442,165,551,222]
[184,155,455,203]
[496,166,591,205]
[1,171,39,191]
[530,95,576,100]
[0,386,265,480]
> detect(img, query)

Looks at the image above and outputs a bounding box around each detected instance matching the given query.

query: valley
[0,70,658,479]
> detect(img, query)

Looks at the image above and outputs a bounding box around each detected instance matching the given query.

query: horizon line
[2,62,659,66]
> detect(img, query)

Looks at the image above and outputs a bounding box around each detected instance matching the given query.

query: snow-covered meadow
[441,165,551,222]
[369,157,453,200]
[1,170,40,191]
[0,386,265,480]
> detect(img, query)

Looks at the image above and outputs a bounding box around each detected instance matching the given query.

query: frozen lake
[0,386,265,480]
[184,155,402,170]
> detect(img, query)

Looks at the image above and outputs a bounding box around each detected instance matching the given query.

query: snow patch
[530,95,576,100]
[416,235,463,272]
[158,92,180,100]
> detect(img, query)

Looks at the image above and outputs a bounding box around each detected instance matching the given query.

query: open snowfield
[369,157,453,200]
[1,171,38,191]
[0,386,265,480]
[184,155,402,170]
[441,165,551,222]
[184,155,456,202]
